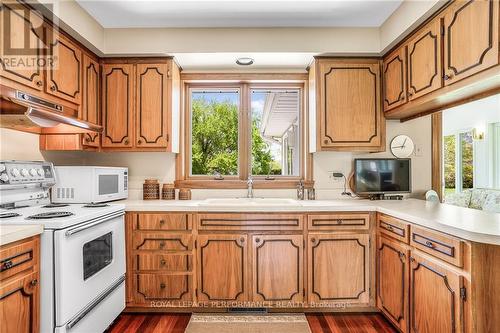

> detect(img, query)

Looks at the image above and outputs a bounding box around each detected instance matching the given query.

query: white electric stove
[0,160,126,333]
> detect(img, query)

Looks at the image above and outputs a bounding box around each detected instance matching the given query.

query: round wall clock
[390,135,414,158]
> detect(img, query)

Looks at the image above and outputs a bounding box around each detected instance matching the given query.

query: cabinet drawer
[378,214,409,243]
[137,213,191,231]
[135,253,192,272]
[308,213,369,230]
[0,237,38,281]
[197,213,303,231]
[135,274,192,301]
[410,225,463,267]
[133,233,193,252]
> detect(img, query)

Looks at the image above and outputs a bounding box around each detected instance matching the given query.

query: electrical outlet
[329,171,344,182]
[414,145,423,157]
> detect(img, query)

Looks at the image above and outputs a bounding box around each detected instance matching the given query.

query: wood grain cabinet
[377,236,410,333]
[407,18,442,100]
[409,252,464,333]
[0,236,40,333]
[311,58,384,152]
[443,0,499,85]
[45,29,82,105]
[101,59,180,151]
[101,63,135,148]
[307,233,370,305]
[197,234,248,302]
[383,47,407,111]
[81,54,100,147]
[251,235,303,303]
[0,2,45,91]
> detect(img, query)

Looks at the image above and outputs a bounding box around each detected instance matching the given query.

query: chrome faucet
[297,179,305,200]
[247,176,254,198]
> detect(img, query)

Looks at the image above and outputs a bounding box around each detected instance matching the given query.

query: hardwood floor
[106,313,397,333]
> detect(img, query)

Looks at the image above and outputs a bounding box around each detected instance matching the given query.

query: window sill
[174,179,314,190]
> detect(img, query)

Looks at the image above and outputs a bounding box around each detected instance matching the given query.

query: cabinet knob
[36,80,43,87]
[1,260,13,271]
[159,241,165,248]
[255,238,261,243]
[137,140,142,145]
[160,259,166,266]
[398,252,406,262]
[311,237,316,243]
[50,85,56,91]
[385,224,393,231]
[425,240,435,248]
[336,219,343,225]
[239,237,245,244]
[159,219,165,225]
[400,95,405,101]
[444,73,454,81]
[160,283,166,289]
[31,279,38,286]
[124,139,129,145]
[85,137,91,143]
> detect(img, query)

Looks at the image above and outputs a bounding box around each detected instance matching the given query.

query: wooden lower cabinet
[134,274,192,304]
[410,251,464,333]
[0,236,40,333]
[308,233,370,305]
[377,236,409,333]
[251,235,303,304]
[197,234,248,303]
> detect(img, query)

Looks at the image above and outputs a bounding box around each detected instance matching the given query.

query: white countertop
[122,198,500,245]
[0,224,43,246]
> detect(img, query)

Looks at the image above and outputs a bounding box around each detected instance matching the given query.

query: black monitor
[354,158,411,195]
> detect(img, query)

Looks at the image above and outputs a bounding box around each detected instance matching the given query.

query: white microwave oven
[52,166,128,203]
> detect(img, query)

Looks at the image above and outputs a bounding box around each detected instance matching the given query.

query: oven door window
[83,232,113,280]
[99,174,119,195]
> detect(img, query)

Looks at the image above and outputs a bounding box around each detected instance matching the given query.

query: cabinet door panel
[102,64,134,147]
[82,54,100,147]
[0,3,44,91]
[410,252,463,333]
[383,47,407,111]
[136,63,169,148]
[197,234,248,302]
[308,233,370,305]
[0,272,39,333]
[251,235,303,303]
[377,236,409,333]
[443,0,499,85]
[407,18,442,100]
[319,61,382,150]
[46,31,82,104]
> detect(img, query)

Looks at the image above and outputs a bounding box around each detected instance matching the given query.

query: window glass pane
[443,134,456,197]
[250,89,300,176]
[191,90,239,176]
[460,131,474,190]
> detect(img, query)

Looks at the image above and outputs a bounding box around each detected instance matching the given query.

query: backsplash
[0,115,431,200]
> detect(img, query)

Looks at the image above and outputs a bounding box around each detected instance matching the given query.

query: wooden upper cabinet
[0,2,44,91]
[407,18,442,100]
[82,54,100,147]
[197,234,248,302]
[410,252,464,333]
[317,59,384,151]
[251,235,303,304]
[135,63,169,148]
[308,233,370,305]
[46,30,82,104]
[101,63,134,148]
[443,0,499,85]
[383,47,407,111]
[377,236,409,333]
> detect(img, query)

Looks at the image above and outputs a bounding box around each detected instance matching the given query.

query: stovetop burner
[83,203,110,208]
[26,211,74,219]
[42,203,70,208]
[0,212,21,219]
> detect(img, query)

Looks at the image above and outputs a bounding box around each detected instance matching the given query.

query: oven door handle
[65,211,124,237]
[66,274,125,330]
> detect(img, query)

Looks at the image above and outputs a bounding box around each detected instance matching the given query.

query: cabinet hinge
[166,134,170,142]
[167,70,171,78]
[441,25,445,36]
[195,288,198,297]
[460,287,467,301]
[194,240,197,249]
[303,288,305,297]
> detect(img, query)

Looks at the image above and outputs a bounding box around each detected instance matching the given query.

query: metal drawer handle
[425,240,435,248]
[385,225,393,231]
[1,260,13,271]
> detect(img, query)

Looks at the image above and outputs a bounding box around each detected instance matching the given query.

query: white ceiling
[76,0,403,28]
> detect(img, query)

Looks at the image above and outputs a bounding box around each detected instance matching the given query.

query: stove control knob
[29,169,38,177]
[0,174,8,182]
[21,169,29,177]
[37,169,44,177]
[10,168,20,178]
[0,164,5,173]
